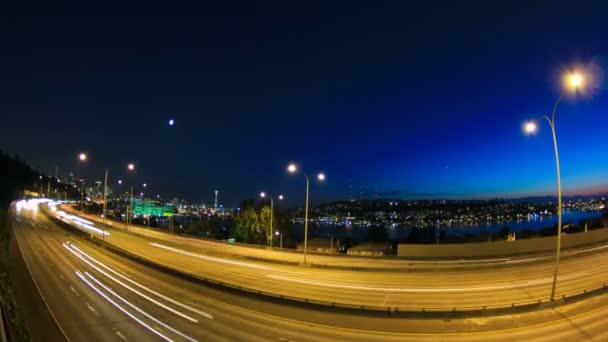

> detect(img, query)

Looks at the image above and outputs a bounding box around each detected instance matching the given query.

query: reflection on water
[290,210,605,241]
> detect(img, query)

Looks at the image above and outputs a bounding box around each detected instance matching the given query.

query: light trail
[55,211,109,236]
[63,243,200,323]
[266,271,590,293]
[149,242,306,274]
[68,242,212,319]
[75,271,175,342]
[84,272,198,342]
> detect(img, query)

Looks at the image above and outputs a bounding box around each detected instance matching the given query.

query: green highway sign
[132,199,173,217]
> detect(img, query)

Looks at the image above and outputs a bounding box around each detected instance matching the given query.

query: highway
[51,203,608,311]
[64,204,580,270]
[9,201,608,341]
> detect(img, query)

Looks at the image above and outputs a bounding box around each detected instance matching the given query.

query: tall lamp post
[523,72,583,302]
[287,163,325,264]
[127,163,136,229]
[78,153,87,211]
[77,152,110,240]
[260,192,284,246]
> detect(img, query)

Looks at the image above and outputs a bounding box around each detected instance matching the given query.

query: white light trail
[55,211,109,236]
[75,271,175,342]
[149,242,305,274]
[63,243,199,322]
[266,272,590,293]
[84,272,197,342]
[68,243,212,319]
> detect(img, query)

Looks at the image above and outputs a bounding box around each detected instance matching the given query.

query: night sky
[2,2,608,207]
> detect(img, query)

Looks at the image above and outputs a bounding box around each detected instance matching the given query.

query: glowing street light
[523,70,585,302]
[169,119,174,126]
[565,72,584,92]
[286,162,325,264]
[524,121,537,135]
[77,153,87,210]
[118,179,122,185]
[126,162,137,228]
[275,230,283,248]
[259,192,284,246]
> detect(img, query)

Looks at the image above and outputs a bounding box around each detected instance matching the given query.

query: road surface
[9,202,608,341]
[49,203,608,311]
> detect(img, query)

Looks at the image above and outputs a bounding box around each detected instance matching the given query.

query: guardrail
[44,207,608,316]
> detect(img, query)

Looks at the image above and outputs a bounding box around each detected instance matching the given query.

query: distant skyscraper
[214,190,219,208]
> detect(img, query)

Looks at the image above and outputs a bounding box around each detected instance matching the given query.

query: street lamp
[287,163,325,264]
[260,192,284,246]
[275,230,283,248]
[126,163,136,228]
[77,153,109,240]
[523,71,583,302]
[78,154,87,211]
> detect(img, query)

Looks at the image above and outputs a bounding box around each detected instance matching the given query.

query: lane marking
[69,285,80,297]
[149,242,306,275]
[64,243,200,323]
[68,242,213,320]
[266,271,590,293]
[75,271,179,342]
[86,302,100,316]
[116,331,127,340]
[84,272,197,342]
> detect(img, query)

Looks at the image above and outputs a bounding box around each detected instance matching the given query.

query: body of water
[290,210,605,241]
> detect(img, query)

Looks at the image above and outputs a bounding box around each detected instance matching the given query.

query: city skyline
[2,2,608,207]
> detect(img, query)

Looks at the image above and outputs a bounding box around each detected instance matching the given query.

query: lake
[290,210,605,241]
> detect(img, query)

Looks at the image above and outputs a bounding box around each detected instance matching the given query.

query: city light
[287,164,297,173]
[278,194,284,200]
[260,192,266,198]
[318,173,326,181]
[118,179,123,185]
[168,119,174,126]
[128,163,135,171]
[143,183,147,188]
[79,153,87,161]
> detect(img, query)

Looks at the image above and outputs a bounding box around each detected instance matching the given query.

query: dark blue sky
[2,1,608,207]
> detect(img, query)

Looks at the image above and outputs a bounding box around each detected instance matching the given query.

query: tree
[233,200,261,243]
[259,205,272,245]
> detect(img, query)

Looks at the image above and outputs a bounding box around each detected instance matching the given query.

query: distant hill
[0,150,40,207]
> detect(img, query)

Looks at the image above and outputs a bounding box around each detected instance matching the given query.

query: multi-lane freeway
[8,200,608,341]
[43,202,608,312]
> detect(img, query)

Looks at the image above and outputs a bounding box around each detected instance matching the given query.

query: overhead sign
[132,199,173,217]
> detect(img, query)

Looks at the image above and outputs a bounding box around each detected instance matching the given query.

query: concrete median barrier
[398,228,608,258]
